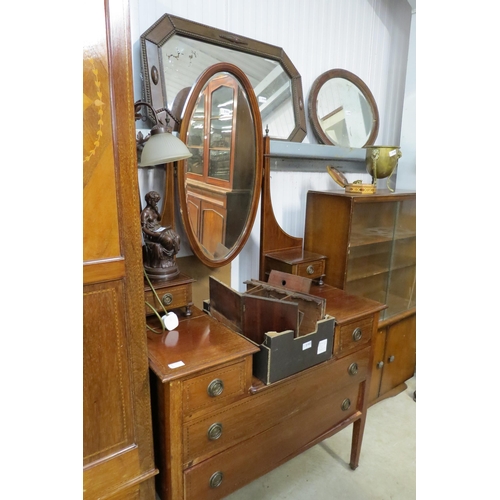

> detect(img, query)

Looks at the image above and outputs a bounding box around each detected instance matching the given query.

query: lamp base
[144,263,180,281]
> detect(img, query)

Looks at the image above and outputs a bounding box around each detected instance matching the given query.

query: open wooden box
[207,273,335,384]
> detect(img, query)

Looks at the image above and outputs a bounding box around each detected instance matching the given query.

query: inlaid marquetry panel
[83,11,120,264]
[83,280,134,465]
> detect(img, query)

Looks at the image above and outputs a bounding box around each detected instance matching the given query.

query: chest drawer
[183,360,249,417]
[336,316,373,355]
[184,381,361,500]
[295,259,326,279]
[183,347,370,466]
[264,249,326,281]
[144,279,193,316]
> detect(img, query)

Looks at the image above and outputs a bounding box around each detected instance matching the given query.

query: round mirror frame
[308,69,379,147]
[178,62,263,268]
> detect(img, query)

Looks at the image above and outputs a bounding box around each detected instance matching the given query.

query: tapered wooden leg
[349,416,366,470]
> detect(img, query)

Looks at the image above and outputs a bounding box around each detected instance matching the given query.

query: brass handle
[348,362,358,375]
[209,471,224,488]
[162,293,173,306]
[207,379,224,397]
[352,327,362,342]
[377,361,384,369]
[341,398,351,411]
[207,422,223,441]
[306,265,315,275]
[388,355,395,363]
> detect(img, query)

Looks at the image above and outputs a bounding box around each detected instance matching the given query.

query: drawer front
[295,259,325,279]
[183,348,370,466]
[184,382,361,500]
[337,316,373,355]
[144,282,192,316]
[183,360,249,416]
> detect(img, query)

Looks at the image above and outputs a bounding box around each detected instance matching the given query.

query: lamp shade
[139,127,192,167]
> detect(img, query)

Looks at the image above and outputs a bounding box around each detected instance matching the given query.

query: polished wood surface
[149,285,384,499]
[143,273,194,317]
[264,248,326,283]
[147,308,259,383]
[83,0,156,497]
[369,310,416,403]
[259,135,303,280]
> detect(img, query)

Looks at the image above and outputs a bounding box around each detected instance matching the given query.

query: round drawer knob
[161,293,173,306]
[207,378,224,397]
[352,327,362,342]
[209,471,224,488]
[341,398,351,411]
[348,362,358,375]
[207,422,223,441]
[388,355,395,363]
[377,361,384,369]
[306,265,315,275]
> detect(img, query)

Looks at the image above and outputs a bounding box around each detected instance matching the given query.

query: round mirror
[178,63,263,267]
[308,69,379,148]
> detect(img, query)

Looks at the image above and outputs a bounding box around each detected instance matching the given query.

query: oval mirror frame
[140,13,306,142]
[178,63,263,268]
[308,69,379,148]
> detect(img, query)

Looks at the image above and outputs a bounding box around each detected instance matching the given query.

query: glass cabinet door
[387,198,416,318]
[208,84,234,182]
[186,75,237,188]
[345,198,416,321]
[186,93,205,175]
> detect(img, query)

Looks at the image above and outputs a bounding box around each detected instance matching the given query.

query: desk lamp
[134,101,192,281]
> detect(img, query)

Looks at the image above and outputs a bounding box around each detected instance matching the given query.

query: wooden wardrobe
[83,0,157,497]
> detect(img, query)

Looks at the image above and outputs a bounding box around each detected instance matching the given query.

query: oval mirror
[140,14,306,142]
[178,63,263,267]
[308,69,379,148]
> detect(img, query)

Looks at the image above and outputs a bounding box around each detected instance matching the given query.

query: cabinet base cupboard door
[304,190,416,405]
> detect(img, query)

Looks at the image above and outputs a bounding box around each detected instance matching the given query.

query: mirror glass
[178,63,263,267]
[308,69,379,148]
[140,14,306,142]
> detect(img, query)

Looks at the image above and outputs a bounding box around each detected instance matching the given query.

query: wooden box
[208,276,335,384]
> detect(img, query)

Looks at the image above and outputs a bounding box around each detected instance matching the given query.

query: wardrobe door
[83,0,156,498]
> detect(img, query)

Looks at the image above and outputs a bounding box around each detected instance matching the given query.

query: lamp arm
[134,100,161,126]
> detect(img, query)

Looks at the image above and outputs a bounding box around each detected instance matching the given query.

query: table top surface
[147,283,385,382]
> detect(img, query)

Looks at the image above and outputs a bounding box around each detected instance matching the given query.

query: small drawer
[295,259,326,279]
[336,316,373,355]
[330,346,371,390]
[183,360,249,416]
[144,281,192,316]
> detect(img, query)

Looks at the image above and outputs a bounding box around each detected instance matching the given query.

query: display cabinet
[304,190,416,403]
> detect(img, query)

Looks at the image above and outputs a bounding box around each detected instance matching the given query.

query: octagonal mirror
[177,63,263,267]
[140,14,306,142]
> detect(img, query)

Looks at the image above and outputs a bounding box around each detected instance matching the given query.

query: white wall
[129,0,415,289]
[396,4,416,189]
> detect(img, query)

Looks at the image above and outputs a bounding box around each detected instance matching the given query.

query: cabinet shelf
[350,227,416,248]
